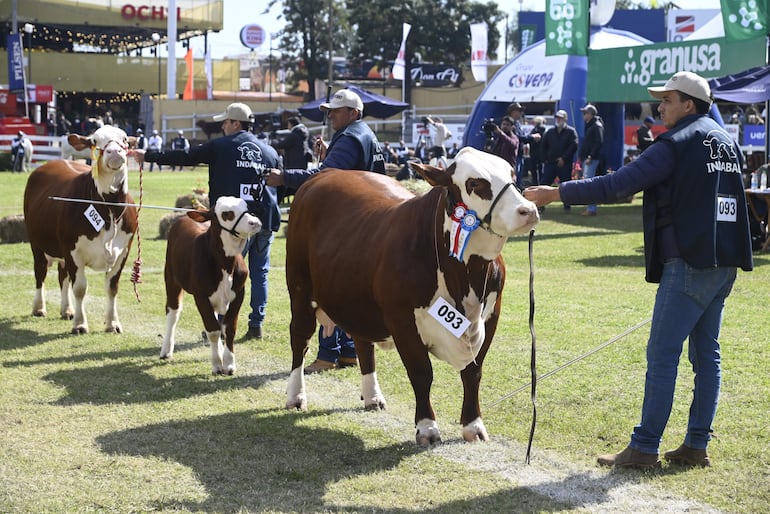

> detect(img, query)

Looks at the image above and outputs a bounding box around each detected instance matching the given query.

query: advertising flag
[204,45,213,100]
[6,33,25,93]
[183,48,194,100]
[470,22,488,82]
[392,23,411,81]
[545,0,589,56]
[720,0,767,41]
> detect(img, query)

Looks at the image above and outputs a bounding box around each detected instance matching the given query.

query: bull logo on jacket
[703,130,740,174]
[236,142,263,168]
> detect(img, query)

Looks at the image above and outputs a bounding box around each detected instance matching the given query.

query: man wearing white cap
[144,102,281,340]
[169,129,190,171]
[539,109,579,211]
[578,103,604,216]
[267,88,386,373]
[525,71,753,469]
[147,129,163,171]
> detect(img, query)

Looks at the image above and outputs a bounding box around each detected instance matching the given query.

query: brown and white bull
[285,147,539,446]
[160,197,261,375]
[23,125,138,334]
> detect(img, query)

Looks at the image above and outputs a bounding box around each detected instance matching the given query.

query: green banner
[586,35,767,103]
[720,0,768,41]
[545,0,589,56]
[520,24,538,50]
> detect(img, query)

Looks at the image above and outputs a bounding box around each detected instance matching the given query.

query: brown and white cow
[23,125,138,334]
[285,147,539,446]
[160,197,261,375]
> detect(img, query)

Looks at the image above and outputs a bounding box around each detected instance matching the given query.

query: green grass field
[1,167,768,513]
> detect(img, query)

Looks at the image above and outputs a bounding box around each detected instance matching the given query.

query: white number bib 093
[428,297,471,338]
[84,204,105,231]
[240,183,255,201]
[716,195,737,223]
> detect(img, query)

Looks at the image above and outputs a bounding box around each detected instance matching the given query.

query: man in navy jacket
[525,71,753,470]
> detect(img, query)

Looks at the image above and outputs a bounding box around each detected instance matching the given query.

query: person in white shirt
[147,130,164,171]
[425,115,452,151]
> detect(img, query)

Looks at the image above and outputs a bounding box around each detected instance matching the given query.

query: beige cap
[648,71,712,105]
[554,109,568,119]
[213,102,253,122]
[320,89,364,112]
[580,104,597,115]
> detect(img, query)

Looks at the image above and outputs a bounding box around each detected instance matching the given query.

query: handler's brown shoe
[304,359,336,374]
[337,356,358,368]
[597,446,661,469]
[664,444,711,468]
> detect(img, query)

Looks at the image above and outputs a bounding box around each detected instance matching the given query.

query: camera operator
[486,116,520,182]
[142,102,281,341]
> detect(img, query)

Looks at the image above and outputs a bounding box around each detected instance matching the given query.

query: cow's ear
[187,209,211,223]
[411,162,453,187]
[67,134,92,151]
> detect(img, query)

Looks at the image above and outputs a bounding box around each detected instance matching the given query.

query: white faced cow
[285,147,540,446]
[160,197,261,375]
[23,125,138,334]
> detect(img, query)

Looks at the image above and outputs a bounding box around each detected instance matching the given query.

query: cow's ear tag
[91,148,99,177]
[449,202,479,261]
[428,297,471,337]
[84,204,106,232]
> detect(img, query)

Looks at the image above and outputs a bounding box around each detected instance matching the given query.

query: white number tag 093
[428,297,471,338]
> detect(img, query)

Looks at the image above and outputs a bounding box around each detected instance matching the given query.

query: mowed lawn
[0,167,768,513]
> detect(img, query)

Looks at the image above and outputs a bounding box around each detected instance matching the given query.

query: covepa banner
[720,0,768,41]
[545,0,588,56]
[586,35,766,102]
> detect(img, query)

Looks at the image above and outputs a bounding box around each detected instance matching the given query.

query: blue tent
[710,65,770,103]
[298,85,409,122]
[464,27,652,173]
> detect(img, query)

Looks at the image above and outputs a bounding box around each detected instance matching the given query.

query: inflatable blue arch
[464,27,652,173]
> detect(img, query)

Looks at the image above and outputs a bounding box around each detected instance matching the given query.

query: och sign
[240,25,265,49]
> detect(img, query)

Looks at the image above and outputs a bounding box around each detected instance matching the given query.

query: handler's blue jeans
[317,326,356,363]
[245,229,274,329]
[630,258,737,454]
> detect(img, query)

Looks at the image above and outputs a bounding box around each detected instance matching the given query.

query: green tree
[267,0,350,99]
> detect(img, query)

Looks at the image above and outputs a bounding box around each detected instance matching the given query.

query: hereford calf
[285,147,540,446]
[161,197,261,375]
[23,125,137,334]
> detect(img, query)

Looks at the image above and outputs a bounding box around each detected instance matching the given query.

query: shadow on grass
[41,360,286,405]
[94,408,662,512]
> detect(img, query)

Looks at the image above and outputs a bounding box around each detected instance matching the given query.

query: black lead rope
[525,228,537,464]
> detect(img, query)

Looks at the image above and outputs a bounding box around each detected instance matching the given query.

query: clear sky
[200,0,724,61]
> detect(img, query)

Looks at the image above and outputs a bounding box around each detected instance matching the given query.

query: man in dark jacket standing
[637,116,656,153]
[267,88,385,373]
[144,102,281,340]
[540,110,579,211]
[505,102,541,185]
[524,71,753,470]
[578,104,605,216]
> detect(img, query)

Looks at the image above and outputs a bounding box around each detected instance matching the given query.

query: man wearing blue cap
[637,116,656,153]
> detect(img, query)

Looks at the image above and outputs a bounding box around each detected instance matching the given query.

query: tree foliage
[270,0,504,95]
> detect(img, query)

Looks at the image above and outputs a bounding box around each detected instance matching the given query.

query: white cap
[554,110,568,119]
[212,102,253,122]
[320,89,364,113]
[648,71,712,105]
[580,104,597,115]
[152,129,158,135]
[177,129,184,135]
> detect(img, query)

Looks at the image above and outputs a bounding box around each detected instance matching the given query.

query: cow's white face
[91,125,130,172]
[215,196,262,243]
[450,147,539,237]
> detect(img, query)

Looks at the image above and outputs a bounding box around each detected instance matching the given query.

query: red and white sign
[239,25,265,49]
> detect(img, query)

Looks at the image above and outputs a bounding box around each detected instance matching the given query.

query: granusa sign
[586,35,765,102]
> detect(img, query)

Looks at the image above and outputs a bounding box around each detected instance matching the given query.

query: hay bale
[0,214,28,243]
[385,163,400,178]
[400,178,432,197]
[158,212,186,240]
[175,193,209,209]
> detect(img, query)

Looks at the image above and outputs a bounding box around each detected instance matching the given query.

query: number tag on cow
[716,195,737,222]
[240,183,255,201]
[428,297,471,338]
[84,204,105,232]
